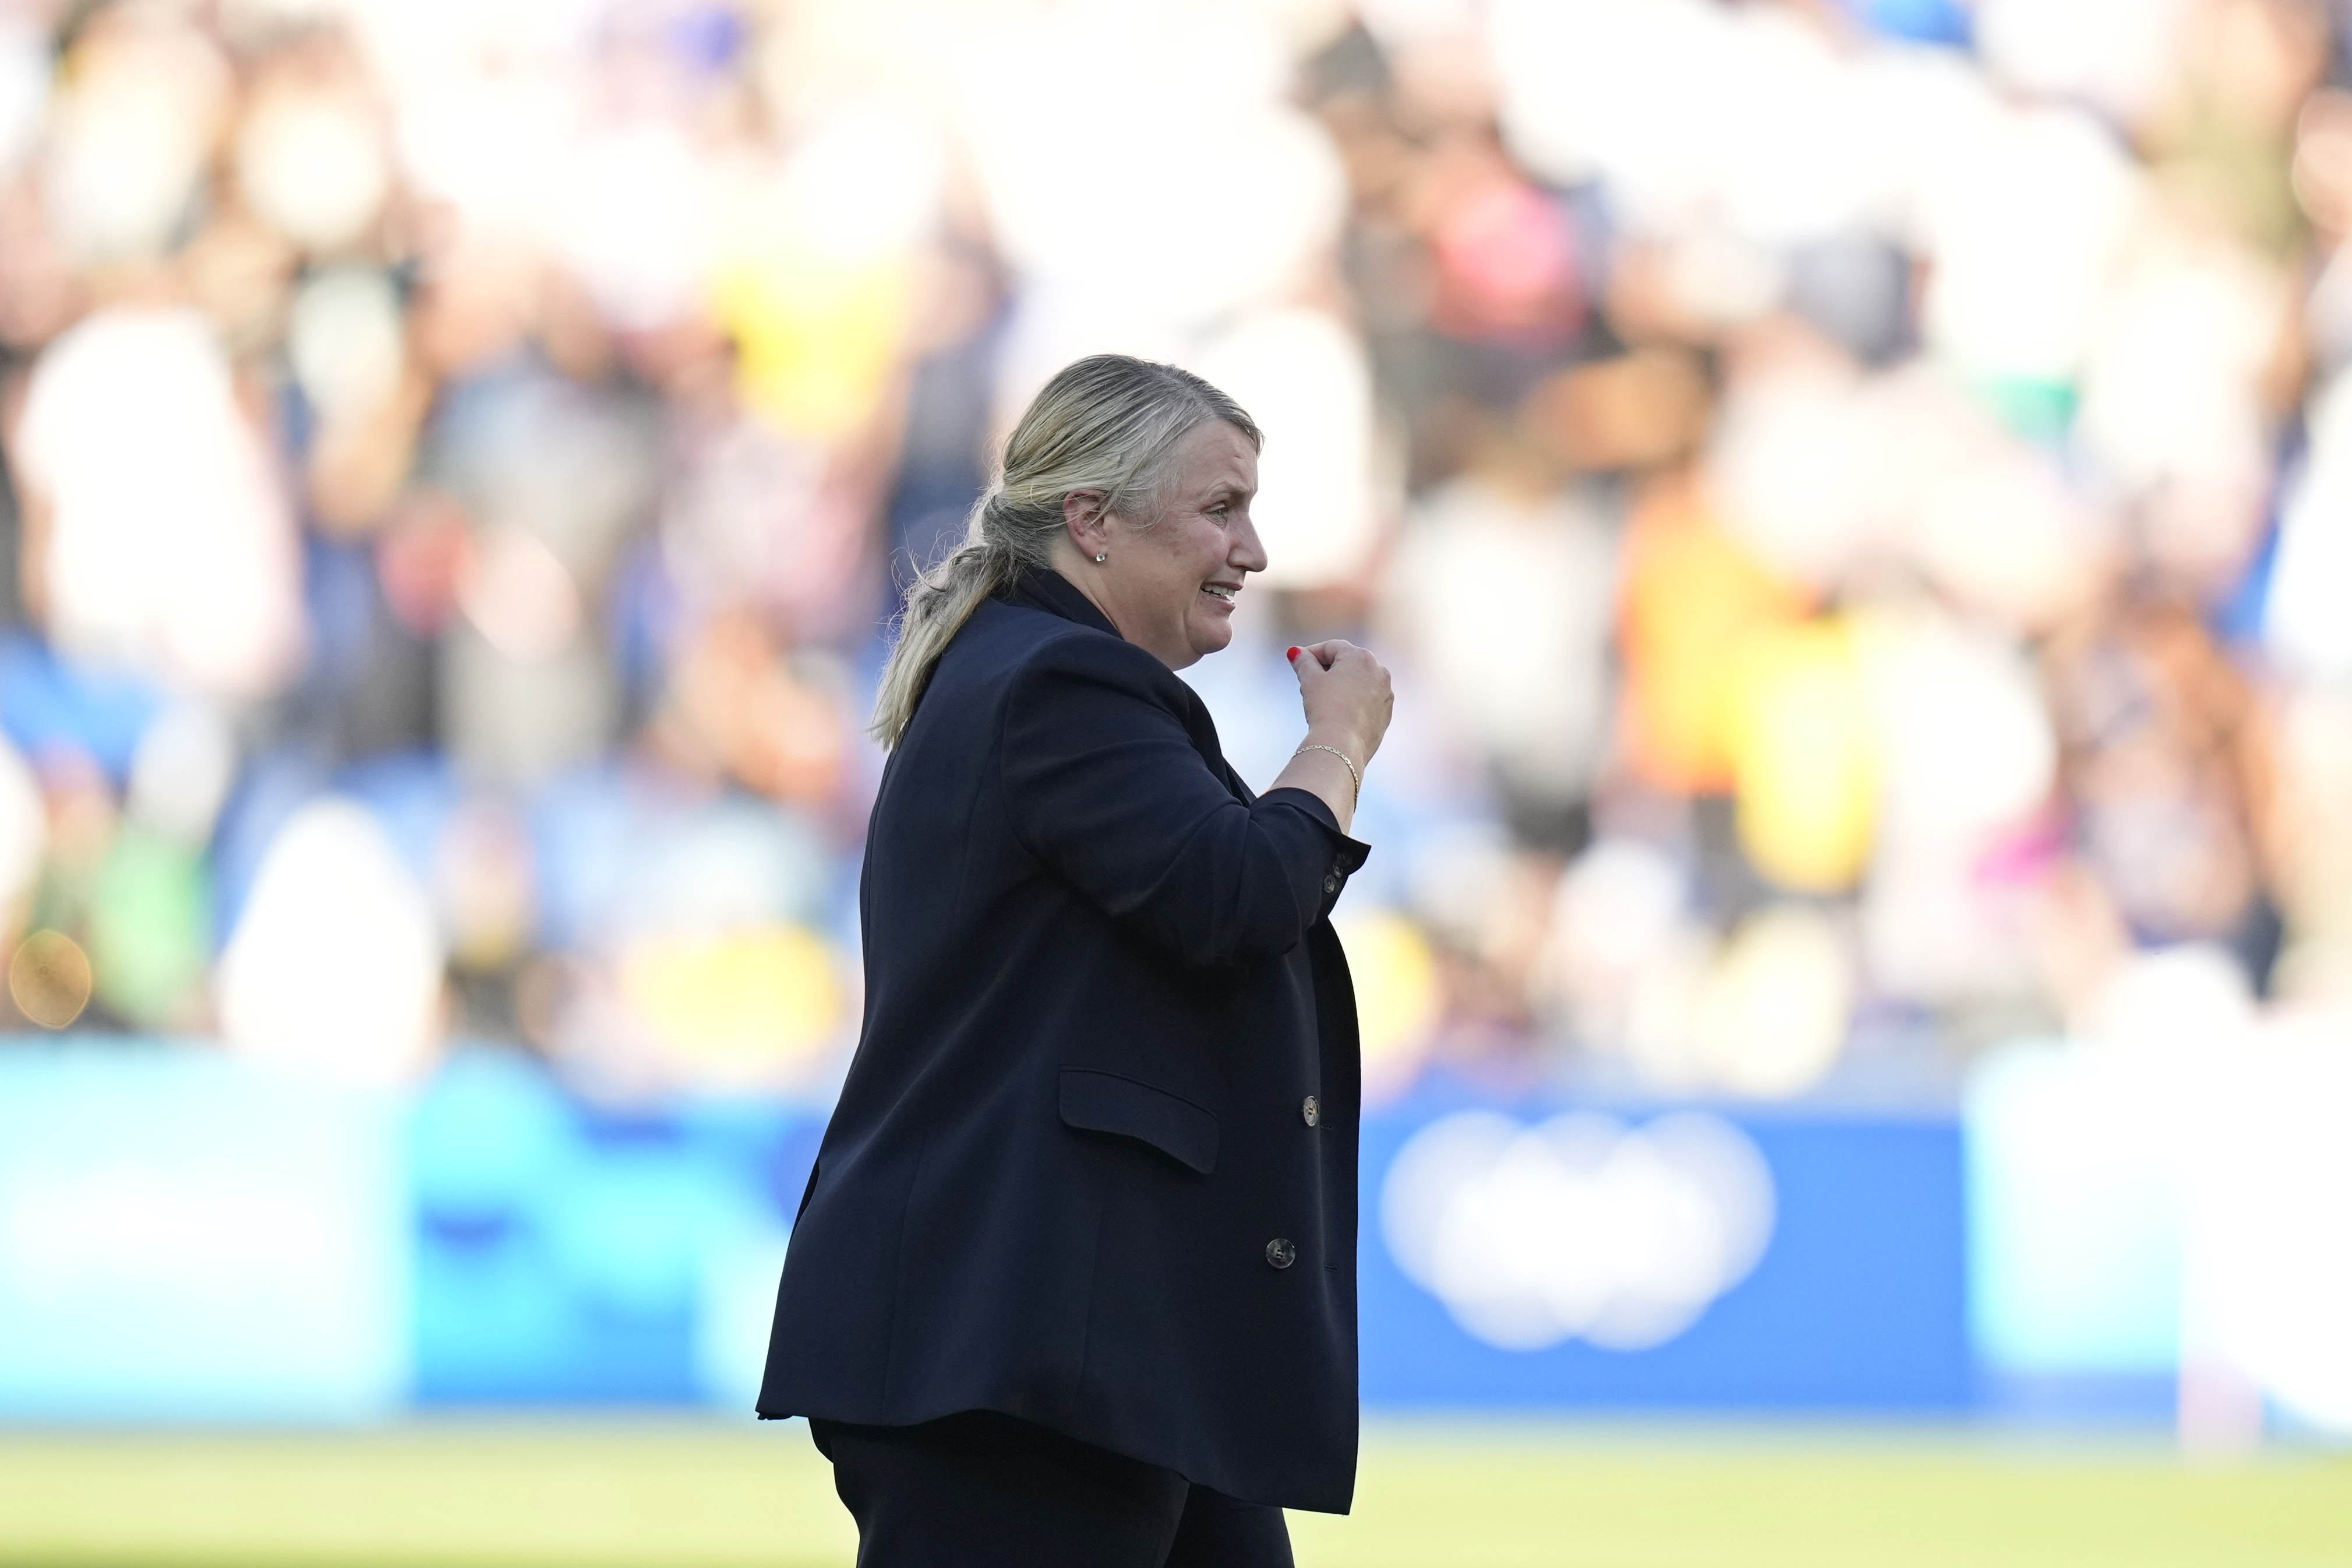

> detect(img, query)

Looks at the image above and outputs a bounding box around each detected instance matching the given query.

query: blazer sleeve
[999,634,1369,969]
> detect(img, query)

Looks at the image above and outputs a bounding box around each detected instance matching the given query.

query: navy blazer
[758,567,1369,1513]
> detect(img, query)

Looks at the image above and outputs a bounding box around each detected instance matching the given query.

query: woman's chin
[1188,617,1237,661]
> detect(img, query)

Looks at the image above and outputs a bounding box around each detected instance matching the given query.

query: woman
[758,355,1393,1566]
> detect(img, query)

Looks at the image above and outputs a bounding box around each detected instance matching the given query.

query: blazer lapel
[1006,568,1252,806]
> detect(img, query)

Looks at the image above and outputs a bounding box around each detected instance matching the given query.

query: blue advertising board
[1961,1040,2184,1419]
[0,1047,408,1421]
[1,1044,1989,1419]
[409,1047,818,1407]
[1358,1095,1972,1410]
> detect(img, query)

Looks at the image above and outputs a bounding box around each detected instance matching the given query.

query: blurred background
[1,0,2351,1560]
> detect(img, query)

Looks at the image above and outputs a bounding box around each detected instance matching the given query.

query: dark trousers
[811,1411,1295,1568]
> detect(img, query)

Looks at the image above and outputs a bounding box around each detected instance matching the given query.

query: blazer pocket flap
[1058,1069,1219,1175]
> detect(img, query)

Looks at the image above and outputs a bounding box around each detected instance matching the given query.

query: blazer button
[1302,1095,1320,1127]
[1265,1237,1297,1270]
[1322,873,1340,895]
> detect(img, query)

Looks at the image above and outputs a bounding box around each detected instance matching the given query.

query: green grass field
[1,1419,2346,1567]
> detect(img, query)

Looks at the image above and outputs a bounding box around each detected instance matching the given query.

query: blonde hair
[870,354,1260,747]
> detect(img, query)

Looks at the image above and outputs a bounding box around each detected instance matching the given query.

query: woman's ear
[1062,489,1111,558]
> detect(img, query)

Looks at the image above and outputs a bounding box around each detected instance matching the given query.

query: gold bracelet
[1292,744,1361,807]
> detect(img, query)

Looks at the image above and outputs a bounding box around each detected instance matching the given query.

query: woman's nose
[1232,515,1269,574]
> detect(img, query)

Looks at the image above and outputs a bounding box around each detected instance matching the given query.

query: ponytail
[869,532,1017,747]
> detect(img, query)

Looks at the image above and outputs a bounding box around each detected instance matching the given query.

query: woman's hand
[1291,641,1393,764]
[1270,641,1393,833]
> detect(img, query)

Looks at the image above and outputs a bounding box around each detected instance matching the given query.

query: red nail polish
[1287,646,1302,662]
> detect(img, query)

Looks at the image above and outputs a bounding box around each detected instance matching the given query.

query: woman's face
[1092,419,1266,670]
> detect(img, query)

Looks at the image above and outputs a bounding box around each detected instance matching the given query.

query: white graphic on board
[1381,1111,1776,1352]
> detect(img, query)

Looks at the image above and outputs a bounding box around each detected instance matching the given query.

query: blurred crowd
[1,0,2349,1104]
